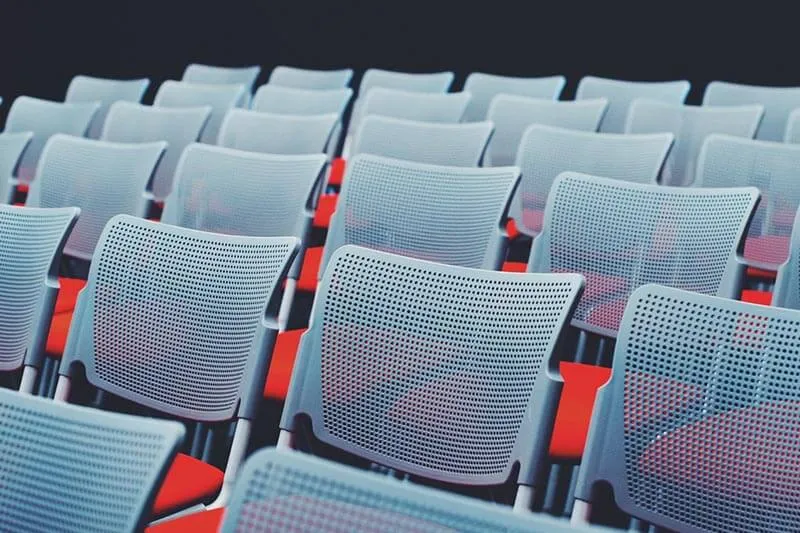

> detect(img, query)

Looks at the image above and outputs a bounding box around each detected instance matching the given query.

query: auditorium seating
[182,63,261,94]
[64,75,150,139]
[217,109,339,155]
[0,132,33,201]
[462,72,566,121]
[358,87,472,123]
[702,81,800,141]
[153,81,247,143]
[267,65,354,89]
[251,84,353,116]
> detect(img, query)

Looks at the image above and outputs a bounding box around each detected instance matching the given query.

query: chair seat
[145,508,224,533]
[297,246,323,292]
[313,194,338,229]
[55,277,87,314]
[264,328,307,400]
[45,311,73,358]
[502,260,527,272]
[327,157,346,187]
[741,289,773,306]
[152,453,224,518]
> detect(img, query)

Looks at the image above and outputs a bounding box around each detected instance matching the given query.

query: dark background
[2,1,796,112]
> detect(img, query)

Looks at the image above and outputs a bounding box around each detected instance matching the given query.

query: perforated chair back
[268,66,354,90]
[221,448,604,533]
[702,81,800,142]
[576,284,800,533]
[60,215,298,421]
[528,173,759,337]
[101,102,211,201]
[575,76,691,133]
[162,143,326,243]
[321,154,519,277]
[773,211,800,310]
[4,96,100,183]
[65,75,150,139]
[462,72,566,122]
[0,387,183,533]
[0,132,33,202]
[282,246,583,489]
[485,96,609,166]
[153,80,246,143]
[783,108,800,143]
[352,116,494,166]
[0,205,78,373]
[182,63,261,93]
[625,100,763,186]
[511,125,674,236]
[26,135,166,261]
[218,109,338,155]
[252,85,353,116]
[356,88,470,129]
[695,134,800,270]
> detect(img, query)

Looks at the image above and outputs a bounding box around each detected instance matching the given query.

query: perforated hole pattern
[154,81,244,144]
[620,289,800,533]
[360,88,469,124]
[338,155,516,270]
[251,85,352,116]
[0,207,75,371]
[703,82,800,142]
[352,117,492,167]
[0,394,176,533]
[167,145,324,238]
[547,174,754,333]
[102,102,210,200]
[218,110,338,155]
[90,218,294,417]
[462,73,565,122]
[317,248,578,478]
[65,76,149,139]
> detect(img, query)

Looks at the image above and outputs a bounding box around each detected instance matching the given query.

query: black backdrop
[2,1,798,113]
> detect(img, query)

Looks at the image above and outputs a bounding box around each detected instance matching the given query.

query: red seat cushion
[746,266,777,281]
[264,328,307,401]
[741,289,773,306]
[45,311,73,358]
[506,218,520,240]
[313,194,338,229]
[549,362,611,461]
[55,277,87,314]
[145,508,224,533]
[327,157,346,187]
[17,183,29,194]
[502,261,527,272]
[152,453,224,518]
[297,246,323,292]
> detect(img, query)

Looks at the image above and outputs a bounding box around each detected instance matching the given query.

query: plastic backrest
[282,246,583,486]
[182,63,261,92]
[251,85,353,116]
[703,81,800,142]
[625,100,763,186]
[695,134,800,270]
[578,284,800,533]
[783,108,800,143]
[0,205,78,372]
[0,132,33,201]
[153,80,246,143]
[26,135,166,261]
[575,76,691,133]
[162,143,326,242]
[511,125,674,236]
[528,173,759,337]
[352,116,494,166]
[462,72,566,122]
[322,153,519,279]
[221,448,605,533]
[484,96,609,166]
[217,109,338,155]
[65,75,150,139]
[101,101,211,201]
[4,96,100,183]
[0,388,183,533]
[61,215,298,421]
[356,88,470,129]
[773,210,800,310]
[268,66,354,90]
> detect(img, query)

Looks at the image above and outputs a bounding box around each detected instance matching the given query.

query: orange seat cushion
[145,508,224,533]
[313,194,338,228]
[746,266,777,281]
[502,261,527,272]
[17,183,29,194]
[741,289,773,306]
[45,311,73,358]
[297,246,323,292]
[55,277,87,314]
[549,362,612,461]
[152,453,224,518]
[327,157,346,187]
[264,328,307,401]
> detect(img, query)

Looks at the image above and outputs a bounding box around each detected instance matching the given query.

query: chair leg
[571,499,592,525]
[19,366,38,394]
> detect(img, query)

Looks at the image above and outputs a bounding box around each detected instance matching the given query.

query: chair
[462,72,566,122]
[251,85,353,116]
[0,205,78,393]
[703,81,800,141]
[484,96,609,166]
[217,109,338,155]
[54,215,298,518]
[0,387,183,533]
[572,284,800,533]
[783,108,800,143]
[153,81,247,143]
[625,100,763,186]
[65,75,150,139]
[772,210,800,310]
[507,125,673,240]
[182,63,261,93]
[4,96,100,185]
[526,172,759,465]
[101,102,212,202]
[268,66,354,89]
[357,87,471,125]
[0,132,33,202]
[351,116,494,166]
[575,76,691,133]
